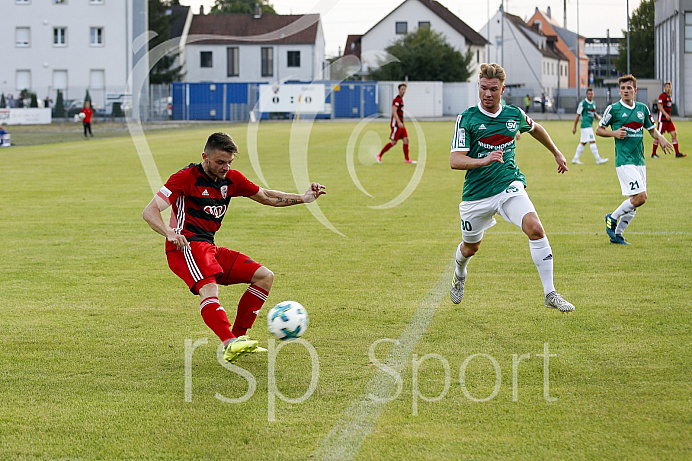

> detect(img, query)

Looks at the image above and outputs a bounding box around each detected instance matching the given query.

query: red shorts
[167,241,262,294]
[658,119,676,134]
[390,124,408,141]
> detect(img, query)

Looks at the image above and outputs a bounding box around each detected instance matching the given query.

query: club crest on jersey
[204,205,227,219]
[637,111,644,120]
[506,120,518,132]
[220,185,228,198]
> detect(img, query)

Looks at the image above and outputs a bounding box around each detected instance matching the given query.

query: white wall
[442,82,477,116]
[377,81,443,118]
[185,43,321,83]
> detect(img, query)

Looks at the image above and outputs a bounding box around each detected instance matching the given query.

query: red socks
[403,143,410,161]
[231,285,269,337]
[379,142,393,156]
[673,140,679,154]
[200,297,232,343]
[652,139,658,156]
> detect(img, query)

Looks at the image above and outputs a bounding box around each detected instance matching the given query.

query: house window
[16,27,30,47]
[287,51,300,67]
[418,21,430,30]
[686,13,692,52]
[53,27,67,46]
[261,47,273,77]
[16,70,31,91]
[90,27,103,46]
[395,22,408,35]
[53,70,68,91]
[200,51,213,68]
[227,47,239,76]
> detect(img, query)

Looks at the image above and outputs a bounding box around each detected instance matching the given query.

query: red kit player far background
[377,83,416,164]
[142,132,326,364]
[653,81,685,158]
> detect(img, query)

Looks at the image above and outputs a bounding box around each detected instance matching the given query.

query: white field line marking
[313,260,453,461]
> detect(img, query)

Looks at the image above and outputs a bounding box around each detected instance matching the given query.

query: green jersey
[598,100,655,167]
[450,104,534,201]
[577,98,598,128]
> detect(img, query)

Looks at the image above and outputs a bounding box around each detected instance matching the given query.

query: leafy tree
[148,0,185,84]
[210,0,276,15]
[84,90,92,105]
[30,93,38,107]
[615,0,654,78]
[55,90,65,117]
[368,27,474,82]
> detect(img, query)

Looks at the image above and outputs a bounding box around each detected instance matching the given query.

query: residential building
[3,0,148,112]
[184,11,326,83]
[479,7,569,106]
[358,0,488,82]
[527,7,587,91]
[655,0,691,116]
[585,37,621,85]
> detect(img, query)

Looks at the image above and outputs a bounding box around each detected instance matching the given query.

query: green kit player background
[449,63,575,313]
[596,74,673,245]
[572,88,608,165]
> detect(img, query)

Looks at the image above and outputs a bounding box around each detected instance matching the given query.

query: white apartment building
[3,0,148,111]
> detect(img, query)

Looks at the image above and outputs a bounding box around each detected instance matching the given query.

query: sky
[179,0,644,57]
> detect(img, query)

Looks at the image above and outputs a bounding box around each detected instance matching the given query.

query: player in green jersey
[571,88,608,165]
[596,74,673,245]
[448,63,575,313]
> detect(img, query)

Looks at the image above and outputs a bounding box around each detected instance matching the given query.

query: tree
[615,0,654,78]
[148,0,185,84]
[84,89,92,105]
[55,90,65,117]
[0,94,5,109]
[368,28,474,82]
[30,93,38,108]
[210,0,276,15]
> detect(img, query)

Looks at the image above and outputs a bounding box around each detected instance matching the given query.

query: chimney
[254,3,261,19]
[547,6,551,18]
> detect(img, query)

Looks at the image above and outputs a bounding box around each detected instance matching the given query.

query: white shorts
[616,165,647,196]
[458,181,536,244]
[580,127,596,144]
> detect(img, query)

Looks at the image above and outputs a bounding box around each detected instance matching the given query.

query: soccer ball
[267,301,309,340]
[78,112,86,120]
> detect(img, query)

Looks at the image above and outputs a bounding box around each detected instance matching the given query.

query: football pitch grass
[0,119,690,459]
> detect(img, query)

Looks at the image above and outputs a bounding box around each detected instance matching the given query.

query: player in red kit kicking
[652,81,685,158]
[143,132,326,363]
[377,83,416,164]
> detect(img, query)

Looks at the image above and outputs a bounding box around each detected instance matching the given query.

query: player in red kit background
[652,81,685,158]
[80,101,93,138]
[143,132,326,363]
[377,83,416,164]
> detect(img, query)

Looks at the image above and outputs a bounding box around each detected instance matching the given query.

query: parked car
[533,97,553,112]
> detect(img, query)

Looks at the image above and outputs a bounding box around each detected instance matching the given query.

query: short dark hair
[618,74,637,89]
[398,83,407,89]
[204,132,238,156]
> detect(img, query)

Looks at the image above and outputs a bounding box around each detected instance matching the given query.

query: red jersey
[391,95,404,128]
[658,92,672,122]
[157,163,260,251]
[80,107,93,123]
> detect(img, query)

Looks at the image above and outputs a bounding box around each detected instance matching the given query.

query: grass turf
[0,119,689,459]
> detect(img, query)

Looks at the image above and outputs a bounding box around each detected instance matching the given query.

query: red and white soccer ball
[267,301,309,340]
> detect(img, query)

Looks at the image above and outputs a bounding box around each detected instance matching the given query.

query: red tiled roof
[187,13,320,45]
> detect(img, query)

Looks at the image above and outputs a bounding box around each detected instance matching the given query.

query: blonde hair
[479,63,506,84]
